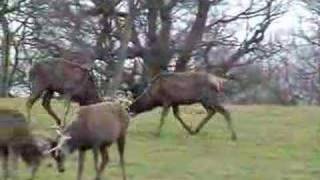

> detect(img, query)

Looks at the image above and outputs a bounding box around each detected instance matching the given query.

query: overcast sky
[267,1,315,42]
[225,0,313,42]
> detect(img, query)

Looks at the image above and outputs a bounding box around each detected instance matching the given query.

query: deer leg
[192,106,216,135]
[95,146,109,180]
[62,97,72,127]
[9,147,18,180]
[172,105,194,134]
[26,92,42,122]
[28,162,39,180]
[92,148,99,173]
[156,106,170,136]
[2,155,9,180]
[117,136,127,180]
[214,105,237,141]
[77,150,86,180]
[42,91,62,126]
[1,147,9,180]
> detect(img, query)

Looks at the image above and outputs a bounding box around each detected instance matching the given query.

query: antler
[45,129,71,154]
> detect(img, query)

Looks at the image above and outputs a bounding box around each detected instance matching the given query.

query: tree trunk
[107,0,133,95]
[175,0,210,72]
[0,15,10,97]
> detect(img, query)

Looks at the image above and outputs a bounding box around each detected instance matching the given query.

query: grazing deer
[49,101,129,180]
[26,59,102,127]
[0,109,65,180]
[129,71,237,140]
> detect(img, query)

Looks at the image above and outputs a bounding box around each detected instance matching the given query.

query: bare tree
[295,0,320,103]
[0,0,30,97]
[2,0,288,99]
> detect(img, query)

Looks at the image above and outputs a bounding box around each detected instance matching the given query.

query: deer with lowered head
[0,109,65,180]
[129,71,237,140]
[49,101,130,180]
[26,59,102,127]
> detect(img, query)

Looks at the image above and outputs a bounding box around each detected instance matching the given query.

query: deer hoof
[231,134,237,141]
[154,131,161,137]
[189,130,198,135]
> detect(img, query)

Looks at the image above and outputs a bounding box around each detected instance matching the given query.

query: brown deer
[0,109,65,180]
[48,101,129,180]
[129,71,237,140]
[26,59,102,127]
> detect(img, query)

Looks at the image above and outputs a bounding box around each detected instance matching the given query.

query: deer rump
[0,110,30,146]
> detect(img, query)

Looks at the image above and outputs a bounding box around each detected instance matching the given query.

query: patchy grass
[0,98,320,180]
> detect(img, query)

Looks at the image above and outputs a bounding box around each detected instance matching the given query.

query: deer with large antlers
[49,101,129,180]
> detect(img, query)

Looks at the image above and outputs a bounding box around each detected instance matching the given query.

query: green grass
[1,98,320,180]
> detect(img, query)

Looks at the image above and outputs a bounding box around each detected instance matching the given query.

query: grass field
[1,98,320,180]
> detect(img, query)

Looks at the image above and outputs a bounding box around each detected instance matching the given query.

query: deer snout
[128,111,136,118]
[58,167,65,173]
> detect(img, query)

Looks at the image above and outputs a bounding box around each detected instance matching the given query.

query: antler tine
[45,134,71,154]
[48,124,66,136]
[49,124,63,130]
[45,145,60,154]
[56,129,64,136]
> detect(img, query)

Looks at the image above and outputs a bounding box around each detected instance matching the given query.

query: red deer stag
[26,59,101,127]
[48,101,129,180]
[129,71,237,140]
[0,109,65,180]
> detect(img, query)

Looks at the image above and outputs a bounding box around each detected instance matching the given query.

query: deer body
[26,59,101,126]
[0,109,65,180]
[54,102,129,180]
[129,71,237,140]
